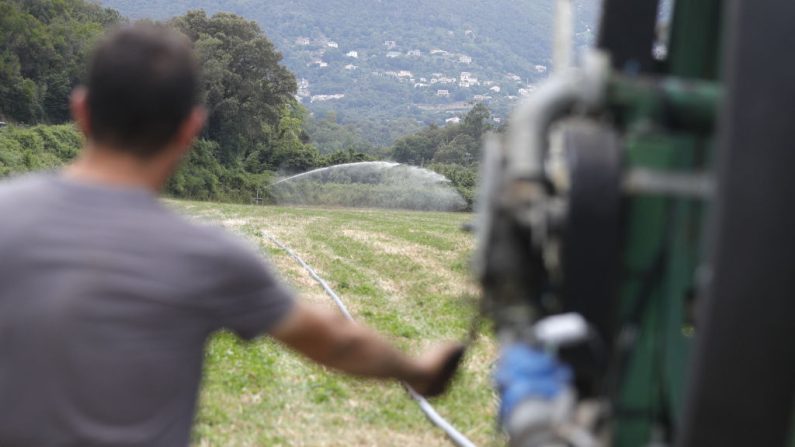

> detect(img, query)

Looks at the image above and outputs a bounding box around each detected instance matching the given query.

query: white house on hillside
[459,72,478,87]
[436,89,450,97]
[327,41,339,48]
[346,50,359,58]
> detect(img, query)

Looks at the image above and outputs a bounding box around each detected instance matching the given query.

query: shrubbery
[0,124,82,176]
[427,162,477,207]
[165,139,275,203]
[0,125,274,204]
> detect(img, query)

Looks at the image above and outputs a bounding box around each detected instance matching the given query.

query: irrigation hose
[261,230,478,447]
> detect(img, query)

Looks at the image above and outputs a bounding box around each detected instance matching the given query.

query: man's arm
[269,301,464,397]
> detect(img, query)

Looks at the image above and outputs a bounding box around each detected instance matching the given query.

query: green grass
[170,200,502,446]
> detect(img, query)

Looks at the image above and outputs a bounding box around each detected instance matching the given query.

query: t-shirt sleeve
[199,231,296,340]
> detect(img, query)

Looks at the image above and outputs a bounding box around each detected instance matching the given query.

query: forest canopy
[0,0,122,123]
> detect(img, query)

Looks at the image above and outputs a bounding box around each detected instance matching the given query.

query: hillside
[99,0,599,146]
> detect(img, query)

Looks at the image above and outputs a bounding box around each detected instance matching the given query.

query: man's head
[71,23,205,161]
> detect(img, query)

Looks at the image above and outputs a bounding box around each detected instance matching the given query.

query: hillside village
[96,0,599,146]
[291,35,549,124]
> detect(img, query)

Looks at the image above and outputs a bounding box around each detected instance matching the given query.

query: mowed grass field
[169,200,502,446]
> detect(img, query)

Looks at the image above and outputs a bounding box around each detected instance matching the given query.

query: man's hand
[404,342,466,397]
[269,302,464,398]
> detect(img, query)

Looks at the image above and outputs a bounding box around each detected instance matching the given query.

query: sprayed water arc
[271,161,400,186]
[267,161,466,211]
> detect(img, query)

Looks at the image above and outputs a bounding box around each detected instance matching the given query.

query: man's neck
[63,143,170,192]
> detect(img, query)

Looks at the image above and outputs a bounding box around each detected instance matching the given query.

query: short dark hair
[86,24,200,156]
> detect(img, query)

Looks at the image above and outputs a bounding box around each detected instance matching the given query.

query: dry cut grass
[171,200,502,446]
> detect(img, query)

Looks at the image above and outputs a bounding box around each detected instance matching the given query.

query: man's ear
[174,106,207,155]
[70,87,91,137]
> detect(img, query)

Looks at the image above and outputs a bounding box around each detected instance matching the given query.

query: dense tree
[391,104,489,166]
[319,149,373,167]
[387,103,495,208]
[432,134,478,165]
[302,112,373,155]
[0,0,122,123]
[392,134,435,166]
[462,102,491,141]
[170,10,297,163]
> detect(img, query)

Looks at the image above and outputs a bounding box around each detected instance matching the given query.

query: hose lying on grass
[261,230,478,447]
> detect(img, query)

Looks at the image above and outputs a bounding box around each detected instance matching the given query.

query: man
[0,24,462,446]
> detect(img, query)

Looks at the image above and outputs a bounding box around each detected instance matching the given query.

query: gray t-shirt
[0,173,294,447]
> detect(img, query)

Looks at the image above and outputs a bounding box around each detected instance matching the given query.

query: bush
[165,139,275,203]
[427,162,478,209]
[0,124,82,176]
[0,128,273,204]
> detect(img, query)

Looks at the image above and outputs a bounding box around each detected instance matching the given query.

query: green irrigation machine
[475,0,795,445]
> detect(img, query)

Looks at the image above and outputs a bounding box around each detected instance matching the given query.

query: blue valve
[494,343,573,422]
